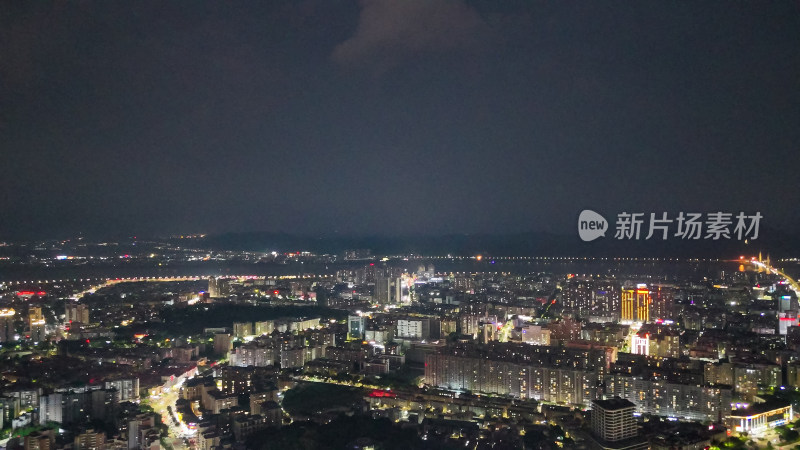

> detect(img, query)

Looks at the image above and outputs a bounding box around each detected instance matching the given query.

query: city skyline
[3,2,800,449]
[1,253,799,448]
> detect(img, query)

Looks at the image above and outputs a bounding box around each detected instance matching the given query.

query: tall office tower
[621,285,650,322]
[649,285,676,321]
[374,275,401,305]
[591,398,638,442]
[0,308,15,342]
[65,303,90,324]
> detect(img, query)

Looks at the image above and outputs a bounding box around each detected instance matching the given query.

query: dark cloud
[1,2,799,240]
[332,0,489,70]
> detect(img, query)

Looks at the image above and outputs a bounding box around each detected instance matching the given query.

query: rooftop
[593,397,636,411]
[730,399,791,417]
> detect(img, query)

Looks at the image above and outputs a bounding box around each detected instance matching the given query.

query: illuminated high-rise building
[452,276,475,292]
[208,277,231,298]
[254,320,275,336]
[374,275,401,305]
[621,285,650,322]
[28,306,44,329]
[30,320,46,342]
[564,279,593,315]
[355,264,377,285]
[65,303,90,325]
[564,279,621,318]
[27,307,46,342]
[594,281,622,319]
[621,289,634,321]
[649,285,676,321]
[0,308,15,342]
[460,314,498,338]
[233,322,254,339]
[591,398,638,442]
[348,315,367,340]
[213,333,233,356]
[630,323,682,358]
[73,429,106,450]
[24,431,54,450]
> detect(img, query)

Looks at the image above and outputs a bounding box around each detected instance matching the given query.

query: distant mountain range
[181,227,800,258]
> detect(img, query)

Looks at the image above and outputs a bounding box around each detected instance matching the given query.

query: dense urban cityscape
[4,1,800,449]
[0,238,799,449]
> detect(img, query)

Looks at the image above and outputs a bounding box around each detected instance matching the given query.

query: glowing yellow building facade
[28,306,43,329]
[621,285,650,322]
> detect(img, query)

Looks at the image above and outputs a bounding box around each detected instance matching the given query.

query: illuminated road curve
[751,260,800,298]
[5,273,335,286]
[0,274,334,300]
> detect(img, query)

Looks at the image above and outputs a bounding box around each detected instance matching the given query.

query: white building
[591,397,637,442]
[396,318,430,340]
[521,325,550,346]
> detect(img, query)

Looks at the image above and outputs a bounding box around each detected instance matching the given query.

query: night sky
[2,1,799,239]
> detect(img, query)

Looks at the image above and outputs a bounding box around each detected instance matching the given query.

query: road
[751,260,800,298]
[147,383,194,450]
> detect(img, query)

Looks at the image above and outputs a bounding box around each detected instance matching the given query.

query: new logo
[578,210,608,242]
